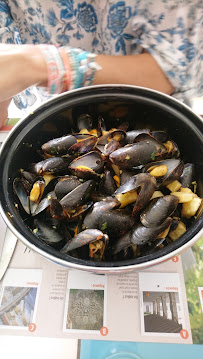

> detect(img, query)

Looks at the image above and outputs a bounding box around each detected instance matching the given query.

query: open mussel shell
[125,128,150,144]
[120,169,141,185]
[30,157,70,175]
[33,219,65,247]
[13,176,46,215]
[41,175,57,195]
[96,129,126,154]
[131,217,172,246]
[51,198,92,223]
[60,229,108,253]
[77,114,93,132]
[114,173,156,214]
[68,151,104,179]
[52,199,94,223]
[102,138,121,157]
[109,133,166,169]
[163,139,180,158]
[179,163,196,188]
[41,134,77,156]
[114,172,153,195]
[13,177,30,214]
[59,179,95,214]
[19,178,33,194]
[97,116,106,136]
[134,174,157,214]
[29,177,46,214]
[55,175,81,200]
[67,201,93,222]
[97,129,126,146]
[66,135,97,156]
[143,158,184,187]
[21,171,37,184]
[32,191,56,216]
[150,131,168,143]
[140,195,179,227]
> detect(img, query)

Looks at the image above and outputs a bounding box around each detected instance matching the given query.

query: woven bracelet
[37,44,66,94]
[58,47,72,92]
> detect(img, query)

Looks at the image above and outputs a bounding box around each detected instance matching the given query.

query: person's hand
[0,44,48,129]
[0,44,47,100]
[0,98,12,129]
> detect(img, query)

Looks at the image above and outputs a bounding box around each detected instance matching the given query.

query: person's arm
[0,2,28,128]
[0,45,47,128]
[0,44,174,128]
[0,45,47,102]
[0,45,173,102]
[94,53,174,95]
[131,0,203,101]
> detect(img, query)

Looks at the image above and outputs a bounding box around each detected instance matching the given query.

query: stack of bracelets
[37,44,101,95]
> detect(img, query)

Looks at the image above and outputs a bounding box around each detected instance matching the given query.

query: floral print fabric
[0,0,202,106]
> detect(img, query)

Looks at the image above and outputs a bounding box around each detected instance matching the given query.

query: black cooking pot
[0,85,203,273]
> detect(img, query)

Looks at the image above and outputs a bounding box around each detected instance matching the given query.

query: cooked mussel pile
[13,114,202,262]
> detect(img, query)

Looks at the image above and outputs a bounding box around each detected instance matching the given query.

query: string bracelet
[83,52,100,87]
[37,45,101,94]
[37,44,66,94]
[58,47,72,92]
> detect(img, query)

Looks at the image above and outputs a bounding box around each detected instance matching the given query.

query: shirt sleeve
[131,0,203,101]
[0,0,22,43]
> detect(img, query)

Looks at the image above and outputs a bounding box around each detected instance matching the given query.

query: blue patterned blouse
[0,0,202,110]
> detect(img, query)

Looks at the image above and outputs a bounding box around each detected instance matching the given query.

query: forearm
[0,45,174,103]
[0,44,174,129]
[94,53,174,95]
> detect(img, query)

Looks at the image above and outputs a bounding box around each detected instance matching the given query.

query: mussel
[60,229,108,254]
[84,197,121,229]
[112,217,172,254]
[125,129,150,144]
[109,133,166,169]
[69,151,104,179]
[60,180,95,218]
[33,219,65,248]
[30,157,69,175]
[140,195,179,227]
[55,175,81,200]
[179,163,196,189]
[77,114,93,132]
[66,134,97,156]
[114,173,156,214]
[99,169,117,195]
[143,159,184,187]
[132,217,172,246]
[42,134,77,156]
